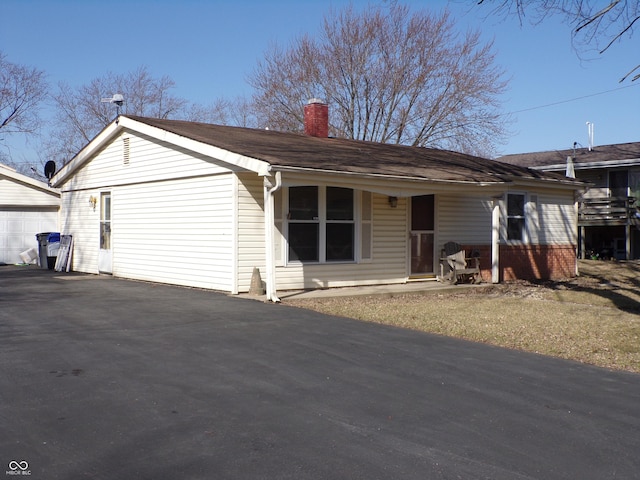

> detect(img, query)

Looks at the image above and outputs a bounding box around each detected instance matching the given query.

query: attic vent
[123,137,130,165]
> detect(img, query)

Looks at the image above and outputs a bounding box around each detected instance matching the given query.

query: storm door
[98,192,112,274]
[410,195,435,275]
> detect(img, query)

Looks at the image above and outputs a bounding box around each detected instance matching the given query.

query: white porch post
[492,197,501,284]
[263,172,282,302]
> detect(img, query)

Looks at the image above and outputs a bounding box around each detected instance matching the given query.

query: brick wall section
[499,244,577,281]
[456,244,577,282]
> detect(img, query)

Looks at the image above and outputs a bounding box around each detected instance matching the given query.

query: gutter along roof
[53,115,585,189]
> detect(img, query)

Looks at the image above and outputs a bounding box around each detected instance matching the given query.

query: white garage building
[0,164,60,264]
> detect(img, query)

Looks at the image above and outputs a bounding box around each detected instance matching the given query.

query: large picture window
[287,186,356,263]
[507,193,525,241]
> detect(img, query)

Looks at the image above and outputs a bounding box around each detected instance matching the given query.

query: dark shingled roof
[127,116,581,185]
[498,142,640,169]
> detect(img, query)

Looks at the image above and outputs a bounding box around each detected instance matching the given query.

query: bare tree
[46,66,188,165]
[478,0,640,81]
[0,52,48,166]
[184,96,259,128]
[249,3,509,156]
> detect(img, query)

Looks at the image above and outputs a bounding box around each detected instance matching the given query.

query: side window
[507,193,525,241]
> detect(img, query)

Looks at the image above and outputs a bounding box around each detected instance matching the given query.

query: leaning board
[54,235,73,272]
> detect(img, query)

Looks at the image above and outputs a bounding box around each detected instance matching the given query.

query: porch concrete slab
[1,265,640,479]
[243,280,487,301]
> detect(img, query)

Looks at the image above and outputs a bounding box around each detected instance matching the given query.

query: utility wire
[508,82,640,115]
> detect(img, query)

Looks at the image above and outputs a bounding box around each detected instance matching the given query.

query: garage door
[0,208,59,264]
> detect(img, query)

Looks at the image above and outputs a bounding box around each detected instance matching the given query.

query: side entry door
[98,192,112,274]
[410,195,435,276]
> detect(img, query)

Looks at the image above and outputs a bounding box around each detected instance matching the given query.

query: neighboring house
[498,142,640,260]
[51,102,584,301]
[0,164,60,264]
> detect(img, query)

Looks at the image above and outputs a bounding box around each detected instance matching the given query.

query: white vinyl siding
[532,191,577,245]
[436,189,576,250]
[65,130,233,191]
[60,190,100,272]
[0,175,60,264]
[275,193,407,290]
[0,177,60,207]
[111,175,234,290]
[59,130,238,291]
[236,173,266,293]
[437,194,492,250]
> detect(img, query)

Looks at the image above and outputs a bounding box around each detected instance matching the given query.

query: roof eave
[505,175,587,190]
[51,116,273,187]
[51,120,122,187]
[121,116,272,176]
[532,158,640,171]
[272,165,506,187]
[0,165,60,196]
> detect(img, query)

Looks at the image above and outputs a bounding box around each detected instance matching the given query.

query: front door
[98,192,112,274]
[410,195,435,275]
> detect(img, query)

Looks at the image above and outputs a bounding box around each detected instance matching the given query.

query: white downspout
[264,171,282,302]
[491,196,501,284]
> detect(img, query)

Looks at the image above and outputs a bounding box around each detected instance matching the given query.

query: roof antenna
[586,121,594,151]
[101,93,124,116]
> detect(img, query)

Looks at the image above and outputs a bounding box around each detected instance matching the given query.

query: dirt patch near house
[289,260,640,373]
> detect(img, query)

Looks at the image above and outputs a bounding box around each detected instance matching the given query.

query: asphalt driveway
[1,266,639,479]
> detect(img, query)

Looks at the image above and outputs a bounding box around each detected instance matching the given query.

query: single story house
[499,142,640,260]
[0,163,60,265]
[51,102,585,301]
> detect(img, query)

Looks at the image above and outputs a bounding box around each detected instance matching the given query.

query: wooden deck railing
[579,196,638,225]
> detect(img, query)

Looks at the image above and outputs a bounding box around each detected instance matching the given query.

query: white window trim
[358,190,373,263]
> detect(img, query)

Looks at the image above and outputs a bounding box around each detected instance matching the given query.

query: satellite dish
[44,161,56,180]
[101,93,125,115]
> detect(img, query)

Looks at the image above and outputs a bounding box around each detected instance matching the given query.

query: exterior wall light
[388,196,398,208]
[89,195,97,210]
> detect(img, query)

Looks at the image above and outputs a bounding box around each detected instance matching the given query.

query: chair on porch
[438,242,481,284]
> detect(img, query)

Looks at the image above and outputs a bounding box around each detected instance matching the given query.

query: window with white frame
[506,193,526,241]
[286,186,367,263]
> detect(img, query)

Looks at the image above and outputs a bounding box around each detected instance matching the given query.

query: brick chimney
[304,98,328,138]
